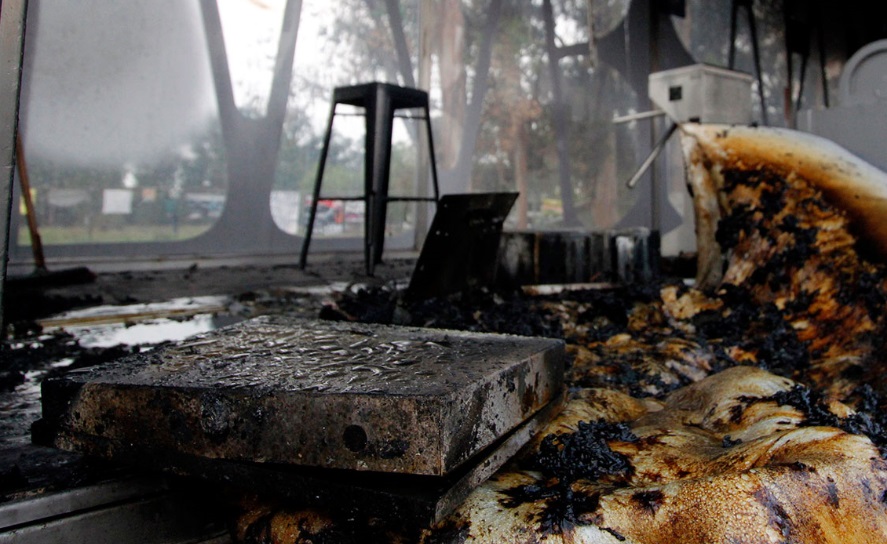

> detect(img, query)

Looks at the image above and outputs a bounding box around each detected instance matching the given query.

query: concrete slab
[36,316,564,476]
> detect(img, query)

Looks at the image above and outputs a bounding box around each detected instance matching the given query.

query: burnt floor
[0,253,417,517]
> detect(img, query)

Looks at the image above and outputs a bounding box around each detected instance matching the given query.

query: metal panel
[799,40,887,175]
[648,64,753,124]
[0,488,228,544]
[497,228,656,286]
[0,0,28,330]
[0,478,162,531]
[407,192,516,298]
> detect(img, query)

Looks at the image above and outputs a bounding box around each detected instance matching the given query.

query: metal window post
[0,0,29,334]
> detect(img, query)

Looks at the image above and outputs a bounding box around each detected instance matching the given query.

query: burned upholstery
[423,125,887,543]
[422,368,887,543]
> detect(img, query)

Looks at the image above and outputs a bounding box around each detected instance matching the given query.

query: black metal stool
[298,82,441,276]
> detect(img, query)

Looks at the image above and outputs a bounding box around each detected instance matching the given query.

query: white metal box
[649,64,753,124]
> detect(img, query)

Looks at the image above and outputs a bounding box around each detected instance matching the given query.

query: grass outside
[16,217,417,247]
[17,224,212,245]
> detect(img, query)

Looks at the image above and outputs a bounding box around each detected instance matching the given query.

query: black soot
[499,420,637,535]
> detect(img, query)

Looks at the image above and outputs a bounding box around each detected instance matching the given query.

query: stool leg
[363,95,377,276]
[366,87,396,276]
[423,104,441,203]
[299,102,337,269]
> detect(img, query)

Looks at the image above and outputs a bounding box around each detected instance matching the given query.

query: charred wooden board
[35,316,564,477]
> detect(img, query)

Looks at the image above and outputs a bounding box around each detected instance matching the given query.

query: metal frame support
[0,0,30,334]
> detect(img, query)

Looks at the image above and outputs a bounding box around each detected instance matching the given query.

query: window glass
[271,0,648,237]
[16,1,226,249]
[271,1,425,248]
[17,0,821,265]
[670,0,788,125]
[217,0,286,117]
[424,0,645,230]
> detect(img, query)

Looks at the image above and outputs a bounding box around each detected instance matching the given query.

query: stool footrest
[315,196,435,203]
[330,113,428,120]
[316,196,367,201]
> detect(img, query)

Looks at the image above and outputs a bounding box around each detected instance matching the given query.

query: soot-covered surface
[35,316,564,476]
[0,257,414,504]
[318,257,887,459]
[279,155,887,542]
[7,144,887,543]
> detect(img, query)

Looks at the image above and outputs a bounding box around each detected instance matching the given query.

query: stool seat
[299,82,440,276]
[333,82,429,110]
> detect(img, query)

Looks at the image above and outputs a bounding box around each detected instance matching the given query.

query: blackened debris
[604,349,694,398]
[1,330,141,395]
[783,289,818,315]
[755,226,819,290]
[631,489,665,515]
[236,506,419,544]
[722,435,742,448]
[379,439,409,459]
[240,510,273,543]
[840,364,865,381]
[692,284,758,341]
[499,482,560,509]
[499,484,602,535]
[328,285,398,324]
[753,486,795,539]
[747,314,810,377]
[756,384,887,457]
[576,291,630,331]
[716,203,757,250]
[720,168,819,291]
[777,216,820,259]
[328,286,563,339]
[847,384,887,458]
[722,168,789,219]
[758,185,788,218]
[500,420,636,534]
[825,482,840,507]
[767,385,843,428]
[558,285,661,343]
[838,269,887,320]
[530,420,637,483]
[0,371,25,393]
[690,285,810,379]
[785,461,813,472]
[851,384,880,414]
[423,518,471,544]
[602,527,627,541]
